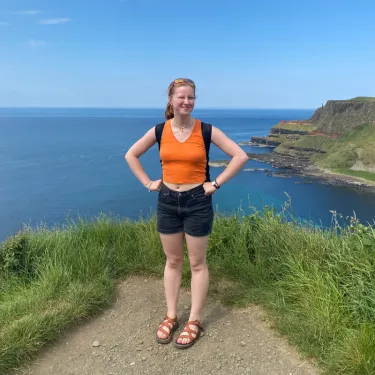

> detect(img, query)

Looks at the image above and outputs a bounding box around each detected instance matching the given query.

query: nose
[183,97,189,104]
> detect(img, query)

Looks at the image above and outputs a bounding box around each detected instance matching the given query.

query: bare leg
[176,234,209,345]
[157,232,184,340]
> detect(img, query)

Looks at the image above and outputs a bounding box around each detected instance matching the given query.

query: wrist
[212,179,221,189]
[144,181,152,189]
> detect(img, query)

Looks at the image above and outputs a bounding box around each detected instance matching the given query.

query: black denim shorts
[157,183,214,237]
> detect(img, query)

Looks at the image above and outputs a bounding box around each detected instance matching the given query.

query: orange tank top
[159,119,207,184]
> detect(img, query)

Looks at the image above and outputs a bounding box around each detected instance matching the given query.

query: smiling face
[169,85,196,117]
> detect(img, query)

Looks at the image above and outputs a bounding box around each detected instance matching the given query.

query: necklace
[174,118,195,133]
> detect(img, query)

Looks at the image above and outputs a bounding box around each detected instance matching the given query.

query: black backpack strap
[201,121,212,182]
[155,122,165,150]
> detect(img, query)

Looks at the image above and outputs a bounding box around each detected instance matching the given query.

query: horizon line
[0,106,316,110]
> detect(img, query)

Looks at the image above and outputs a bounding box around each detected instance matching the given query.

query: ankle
[166,311,177,320]
[188,315,200,322]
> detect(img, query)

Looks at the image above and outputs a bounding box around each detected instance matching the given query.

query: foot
[174,320,203,349]
[156,316,178,344]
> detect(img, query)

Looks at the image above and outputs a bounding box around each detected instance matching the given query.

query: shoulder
[154,121,168,144]
[154,121,166,132]
[199,120,213,131]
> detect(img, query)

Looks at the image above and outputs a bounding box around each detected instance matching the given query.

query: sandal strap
[186,320,203,330]
[164,315,177,324]
[158,323,171,334]
[178,320,203,340]
[158,316,177,334]
[179,330,197,339]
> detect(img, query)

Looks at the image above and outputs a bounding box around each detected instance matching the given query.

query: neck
[172,114,193,127]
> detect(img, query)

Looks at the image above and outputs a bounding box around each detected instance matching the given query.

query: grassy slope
[1,212,375,375]
[273,123,317,132]
[271,123,375,180]
[314,123,375,170]
[277,134,329,151]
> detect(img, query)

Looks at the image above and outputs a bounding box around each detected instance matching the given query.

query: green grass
[273,123,317,132]
[277,134,329,152]
[349,97,375,102]
[334,169,375,182]
[294,134,330,150]
[270,123,375,182]
[1,208,375,374]
[315,123,375,171]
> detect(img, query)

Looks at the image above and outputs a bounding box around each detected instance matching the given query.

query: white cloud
[40,18,71,25]
[16,10,42,15]
[0,22,11,26]
[29,39,47,47]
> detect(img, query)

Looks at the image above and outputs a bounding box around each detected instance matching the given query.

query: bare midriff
[163,181,205,192]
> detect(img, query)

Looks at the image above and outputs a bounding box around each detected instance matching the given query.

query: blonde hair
[165,78,196,120]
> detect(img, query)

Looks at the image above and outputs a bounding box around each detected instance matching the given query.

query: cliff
[249,97,375,183]
[309,98,375,134]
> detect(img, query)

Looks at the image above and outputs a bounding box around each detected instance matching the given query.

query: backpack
[155,121,212,182]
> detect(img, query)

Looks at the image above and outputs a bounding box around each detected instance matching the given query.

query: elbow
[239,151,248,166]
[125,150,140,164]
[124,150,133,163]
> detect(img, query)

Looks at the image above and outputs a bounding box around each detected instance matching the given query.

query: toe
[157,331,166,339]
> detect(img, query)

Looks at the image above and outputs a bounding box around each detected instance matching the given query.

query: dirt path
[16,276,320,375]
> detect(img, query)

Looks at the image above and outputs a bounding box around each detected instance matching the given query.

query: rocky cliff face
[244,98,375,184]
[309,100,375,134]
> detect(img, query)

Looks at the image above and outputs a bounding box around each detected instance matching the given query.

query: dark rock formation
[309,99,375,134]
[250,136,280,147]
[270,128,309,135]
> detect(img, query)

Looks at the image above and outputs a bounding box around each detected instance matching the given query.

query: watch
[212,179,220,189]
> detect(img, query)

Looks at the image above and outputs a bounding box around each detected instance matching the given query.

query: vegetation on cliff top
[273,122,317,132]
[349,96,375,102]
[314,123,375,170]
[267,98,375,180]
[1,210,375,375]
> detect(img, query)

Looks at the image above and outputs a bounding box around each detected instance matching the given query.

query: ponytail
[165,102,174,120]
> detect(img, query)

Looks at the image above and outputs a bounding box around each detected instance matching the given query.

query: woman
[125,78,248,349]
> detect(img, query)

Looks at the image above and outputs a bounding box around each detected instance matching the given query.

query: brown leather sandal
[156,315,179,344]
[173,320,204,349]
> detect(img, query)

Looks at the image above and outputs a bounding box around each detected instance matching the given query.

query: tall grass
[1,207,375,374]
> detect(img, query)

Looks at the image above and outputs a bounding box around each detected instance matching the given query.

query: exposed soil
[15,276,320,375]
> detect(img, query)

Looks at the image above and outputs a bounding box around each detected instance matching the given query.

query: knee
[166,256,183,269]
[190,259,206,273]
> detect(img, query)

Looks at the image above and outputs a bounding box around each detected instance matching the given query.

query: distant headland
[211,97,375,190]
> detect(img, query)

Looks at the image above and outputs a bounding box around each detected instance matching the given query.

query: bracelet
[212,179,221,189]
[144,181,152,191]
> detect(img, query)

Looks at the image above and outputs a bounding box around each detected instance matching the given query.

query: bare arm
[124,127,160,190]
[210,126,248,187]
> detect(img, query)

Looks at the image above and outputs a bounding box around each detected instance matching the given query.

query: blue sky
[1,0,375,109]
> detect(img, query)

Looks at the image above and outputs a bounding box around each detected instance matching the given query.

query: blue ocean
[1,108,375,241]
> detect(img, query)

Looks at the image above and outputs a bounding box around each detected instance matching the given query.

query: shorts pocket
[190,191,211,203]
[158,190,171,201]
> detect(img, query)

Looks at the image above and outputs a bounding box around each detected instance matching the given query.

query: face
[169,85,195,116]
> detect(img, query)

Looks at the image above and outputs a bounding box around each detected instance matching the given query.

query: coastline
[210,150,375,192]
